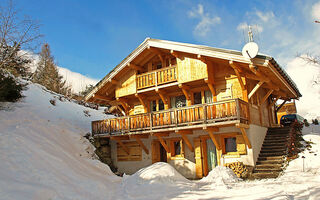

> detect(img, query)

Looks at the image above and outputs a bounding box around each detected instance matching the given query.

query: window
[156,62,162,69]
[174,95,186,108]
[224,137,237,153]
[169,138,184,159]
[193,92,202,105]
[205,90,213,103]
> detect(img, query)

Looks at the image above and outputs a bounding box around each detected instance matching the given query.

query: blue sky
[14,0,320,80]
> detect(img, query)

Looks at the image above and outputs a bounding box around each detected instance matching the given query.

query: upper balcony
[91,98,249,136]
[136,66,177,90]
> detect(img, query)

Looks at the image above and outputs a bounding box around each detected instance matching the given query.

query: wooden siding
[115,70,137,98]
[177,57,208,83]
[117,141,142,161]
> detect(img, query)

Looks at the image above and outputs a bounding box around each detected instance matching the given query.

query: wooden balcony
[92,98,249,136]
[136,66,177,89]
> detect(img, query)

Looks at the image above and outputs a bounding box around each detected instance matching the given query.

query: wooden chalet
[85,38,301,179]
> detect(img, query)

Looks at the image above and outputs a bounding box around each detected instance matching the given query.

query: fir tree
[303,119,310,127]
[33,43,67,94]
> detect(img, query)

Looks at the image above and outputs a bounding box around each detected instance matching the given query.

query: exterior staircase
[251,126,291,179]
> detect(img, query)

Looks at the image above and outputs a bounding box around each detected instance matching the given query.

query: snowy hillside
[1,83,320,199]
[23,51,98,94]
[0,83,120,200]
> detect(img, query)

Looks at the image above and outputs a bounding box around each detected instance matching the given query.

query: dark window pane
[151,100,157,111]
[225,137,237,152]
[159,99,164,110]
[194,92,202,105]
[174,141,181,155]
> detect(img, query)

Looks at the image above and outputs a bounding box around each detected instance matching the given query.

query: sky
[5,0,320,118]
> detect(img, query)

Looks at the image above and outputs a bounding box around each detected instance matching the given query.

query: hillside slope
[0,83,120,200]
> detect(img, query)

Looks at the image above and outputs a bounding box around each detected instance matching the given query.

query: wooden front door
[206,139,218,171]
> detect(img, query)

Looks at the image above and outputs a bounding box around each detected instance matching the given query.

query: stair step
[251,172,280,179]
[255,164,283,169]
[265,136,289,139]
[254,168,282,173]
[258,156,284,161]
[256,160,284,165]
[260,149,286,154]
[262,142,288,146]
[259,152,286,156]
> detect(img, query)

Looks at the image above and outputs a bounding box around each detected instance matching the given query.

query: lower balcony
[92,98,249,136]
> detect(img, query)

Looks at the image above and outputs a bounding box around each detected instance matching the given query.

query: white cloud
[255,11,275,22]
[312,1,320,20]
[188,4,221,37]
[286,57,320,120]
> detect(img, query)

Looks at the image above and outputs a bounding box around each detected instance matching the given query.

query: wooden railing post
[128,116,131,132]
[236,99,241,121]
[150,113,153,130]
[155,71,158,87]
[175,109,178,127]
[203,105,207,124]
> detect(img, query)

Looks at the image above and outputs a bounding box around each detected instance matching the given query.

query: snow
[1,82,320,199]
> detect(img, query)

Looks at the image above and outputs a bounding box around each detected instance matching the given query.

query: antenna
[248,25,254,42]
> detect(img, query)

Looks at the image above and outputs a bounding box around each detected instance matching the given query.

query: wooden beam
[93,94,114,101]
[129,134,149,139]
[108,79,119,85]
[110,135,130,140]
[239,127,252,149]
[132,137,149,154]
[261,89,274,105]
[155,89,168,104]
[155,135,170,153]
[135,93,149,112]
[116,105,126,116]
[276,100,287,112]
[206,127,219,132]
[248,81,264,100]
[179,84,192,105]
[175,130,193,134]
[208,131,221,150]
[128,63,144,71]
[116,140,130,155]
[180,134,193,152]
[229,61,245,90]
[116,98,130,114]
[152,132,170,137]
[170,50,183,59]
[236,123,250,129]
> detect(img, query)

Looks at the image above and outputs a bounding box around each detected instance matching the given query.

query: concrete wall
[111,124,267,178]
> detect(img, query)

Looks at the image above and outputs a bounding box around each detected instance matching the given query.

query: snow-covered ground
[1,83,320,200]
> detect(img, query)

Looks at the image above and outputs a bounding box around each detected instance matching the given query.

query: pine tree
[33,43,67,94]
[303,119,310,127]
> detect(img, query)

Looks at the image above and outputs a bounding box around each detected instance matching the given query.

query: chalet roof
[85,38,301,101]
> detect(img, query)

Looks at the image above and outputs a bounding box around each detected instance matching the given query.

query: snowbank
[199,166,240,187]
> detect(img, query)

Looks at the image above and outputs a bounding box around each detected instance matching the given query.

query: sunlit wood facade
[85,38,301,178]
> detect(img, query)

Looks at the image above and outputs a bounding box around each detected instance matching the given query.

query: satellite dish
[242,42,259,59]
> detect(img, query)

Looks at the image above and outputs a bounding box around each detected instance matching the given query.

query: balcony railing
[92,99,249,135]
[136,66,177,89]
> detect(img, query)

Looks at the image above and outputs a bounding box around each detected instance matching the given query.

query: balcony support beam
[93,94,114,102]
[179,84,192,106]
[135,93,149,113]
[248,81,264,100]
[116,98,130,115]
[130,135,149,154]
[153,133,170,153]
[207,127,221,150]
[261,89,274,105]
[176,130,193,152]
[155,89,169,109]
[111,136,130,155]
